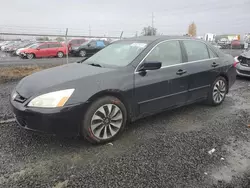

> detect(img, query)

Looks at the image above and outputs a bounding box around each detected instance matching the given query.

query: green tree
[36,36,50,41]
[141,26,157,36]
[55,37,64,42]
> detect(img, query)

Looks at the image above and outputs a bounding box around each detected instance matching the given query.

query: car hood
[239,50,250,58]
[17,47,25,51]
[15,63,114,98]
[21,48,36,53]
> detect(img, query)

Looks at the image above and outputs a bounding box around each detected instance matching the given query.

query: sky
[0,0,250,38]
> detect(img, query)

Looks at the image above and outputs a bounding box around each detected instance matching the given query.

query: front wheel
[206,76,227,106]
[81,96,127,144]
[27,53,34,59]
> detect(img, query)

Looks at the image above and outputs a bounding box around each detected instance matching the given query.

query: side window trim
[207,46,219,58]
[134,39,219,74]
[179,40,188,63]
[205,45,211,58]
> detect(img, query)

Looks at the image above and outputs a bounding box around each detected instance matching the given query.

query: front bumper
[69,50,79,56]
[10,98,87,137]
[19,52,27,57]
[236,64,250,77]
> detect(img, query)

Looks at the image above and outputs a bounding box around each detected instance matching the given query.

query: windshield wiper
[77,57,88,63]
[87,63,102,67]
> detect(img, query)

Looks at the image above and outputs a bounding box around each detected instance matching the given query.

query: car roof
[122,35,200,43]
[40,41,61,44]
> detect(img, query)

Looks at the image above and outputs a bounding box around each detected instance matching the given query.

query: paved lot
[0,51,83,67]
[0,78,250,187]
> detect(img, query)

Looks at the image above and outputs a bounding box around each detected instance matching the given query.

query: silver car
[235,50,250,77]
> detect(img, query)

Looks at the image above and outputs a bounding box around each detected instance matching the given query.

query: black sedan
[10,36,236,144]
[70,40,109,57]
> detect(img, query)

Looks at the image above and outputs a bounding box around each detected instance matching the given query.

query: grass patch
[0,65,59,84]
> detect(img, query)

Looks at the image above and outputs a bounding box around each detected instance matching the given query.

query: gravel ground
[0,81,17,120]
[0,78,250,187]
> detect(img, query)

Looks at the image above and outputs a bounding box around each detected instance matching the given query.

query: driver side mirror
[138,61,162,71]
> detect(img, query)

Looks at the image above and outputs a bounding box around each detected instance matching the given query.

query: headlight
[11,91,18,101]
[72,47,78,50]
[28,89,75,108]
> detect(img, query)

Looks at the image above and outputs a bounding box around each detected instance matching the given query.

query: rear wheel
[27,53,34,59]
[57,51,64,58]
[81,96,127,144]
[206,76,227,106]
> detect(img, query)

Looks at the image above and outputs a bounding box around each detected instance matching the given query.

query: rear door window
[183,40,209,61]
[89,41,97,47]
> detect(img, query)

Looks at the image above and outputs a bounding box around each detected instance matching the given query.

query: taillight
[233,61,239,67]
[233,56,239,67]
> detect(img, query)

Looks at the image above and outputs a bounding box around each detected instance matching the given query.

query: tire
[81,96,127,144]
[27,53,34,59]
[79,50,86,57]
[57,51,64,58]
[206,76,227,106]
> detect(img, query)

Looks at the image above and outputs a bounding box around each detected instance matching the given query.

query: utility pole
[65,28,69,64]
[89,25,91,36]
[120,31,124,39]
[151,12,154,29]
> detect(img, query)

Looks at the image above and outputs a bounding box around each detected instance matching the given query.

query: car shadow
[237,76,250,81]
[10,99,227,156]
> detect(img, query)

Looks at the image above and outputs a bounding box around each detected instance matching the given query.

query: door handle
[176,69,187,75]
[211,62,219,67]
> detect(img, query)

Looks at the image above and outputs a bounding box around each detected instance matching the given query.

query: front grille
[240,58,250,67]
[14,94,27,103]
[238,69,250,75]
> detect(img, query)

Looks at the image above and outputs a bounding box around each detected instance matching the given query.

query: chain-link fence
[0,31,123,66]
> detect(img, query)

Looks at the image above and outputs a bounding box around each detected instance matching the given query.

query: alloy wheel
[90,104,123,140]
[213,79,226,103]
[79,50,86,57]
[27,53,34,59]
[57,52,64,58]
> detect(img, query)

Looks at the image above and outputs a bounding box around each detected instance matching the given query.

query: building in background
[204,33,215,41]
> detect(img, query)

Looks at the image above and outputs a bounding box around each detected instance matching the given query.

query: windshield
[29,44,40,49]
[80,41,90,46]
[84,41,148,67]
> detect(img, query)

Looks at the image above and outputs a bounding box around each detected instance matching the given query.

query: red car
[67,38,87,51]
[19,42,67,59]
[231,40,241,49]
